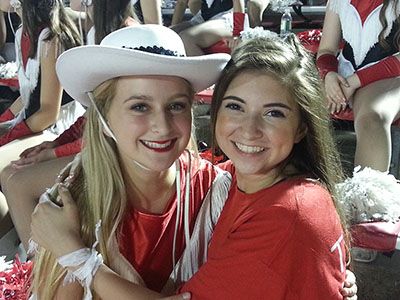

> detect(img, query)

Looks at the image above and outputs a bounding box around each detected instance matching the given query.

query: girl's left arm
[140,0,163,25]
[25,37,63,133]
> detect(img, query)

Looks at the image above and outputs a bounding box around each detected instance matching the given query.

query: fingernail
[58,183,68,191]
[182,292,191,299]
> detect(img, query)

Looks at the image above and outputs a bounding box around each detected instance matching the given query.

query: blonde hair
[31,76,196,299]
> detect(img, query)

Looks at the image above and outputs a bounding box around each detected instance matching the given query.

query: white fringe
[328,0,400,67]
[162,164,232,294]
[336,166,400,224]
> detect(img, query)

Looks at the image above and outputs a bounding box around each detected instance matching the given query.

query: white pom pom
[0,256,12,272]
[0,62,18,79]
[336,166,400,224]
[240,27,279,41]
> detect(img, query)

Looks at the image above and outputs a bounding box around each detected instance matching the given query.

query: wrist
[347,74,361,89]
[233,12,245,37]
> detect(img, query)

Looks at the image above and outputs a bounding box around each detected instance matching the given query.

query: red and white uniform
[328,0,400,77]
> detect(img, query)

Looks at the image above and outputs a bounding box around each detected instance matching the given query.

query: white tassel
[336,166,400,224]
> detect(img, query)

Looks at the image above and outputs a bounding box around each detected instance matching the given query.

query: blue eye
[265,110,285,118]
[130,104,148,112]
[225,103,243,111]
[169,103,186,111]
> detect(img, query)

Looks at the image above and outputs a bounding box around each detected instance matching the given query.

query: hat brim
[56,46,231,106]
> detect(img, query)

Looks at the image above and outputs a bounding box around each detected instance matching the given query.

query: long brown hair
[92,0,139,44]
[379,0,400,51]
[22,0,81,58]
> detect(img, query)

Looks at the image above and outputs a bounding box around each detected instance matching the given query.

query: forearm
[0,12,6,52]
[233,0,245,13]
[91,264,164,300]
[354,54,400,87]
[141,0,162,24]
[25,106,60,132]
[171,0,188,25]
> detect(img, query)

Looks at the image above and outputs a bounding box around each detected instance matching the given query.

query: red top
[350,0,383,25]
[179,161,346,299]
[118,153,216,292]
[54,116,86,157]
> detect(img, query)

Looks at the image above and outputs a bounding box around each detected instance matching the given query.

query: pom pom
[240,27,279,41]
[0,255,33,300]
[0,62,18,79]
[296,29,322,54]
[336,166,400,224]
[269,0,297,12]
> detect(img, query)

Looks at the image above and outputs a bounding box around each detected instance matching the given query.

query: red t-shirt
[118,153,216,292]
[179,161,346,299]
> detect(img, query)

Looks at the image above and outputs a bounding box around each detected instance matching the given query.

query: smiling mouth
[141,139,176,152]
[234,142,265,154]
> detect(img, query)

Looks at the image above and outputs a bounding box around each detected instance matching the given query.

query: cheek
[176,113,192,139]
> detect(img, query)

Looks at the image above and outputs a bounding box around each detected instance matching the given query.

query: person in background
[170,0,201,26]
[170,0,248,56]
[0,0,82,240]
[246,0,270,28]
[0,0,139,249]
[31,33,357,300]
[316,0,400,172]
[133,0,162,24]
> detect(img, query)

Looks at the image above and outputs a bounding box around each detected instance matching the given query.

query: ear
[294,122,308,144]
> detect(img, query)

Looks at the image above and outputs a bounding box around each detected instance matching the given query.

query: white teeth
[142,140,172,149]
[235,142,264,154]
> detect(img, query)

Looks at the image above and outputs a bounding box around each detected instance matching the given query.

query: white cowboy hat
[56,24,231,106]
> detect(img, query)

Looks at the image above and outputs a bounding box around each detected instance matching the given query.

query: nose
[151,110,172,136]
[240,115,263,140]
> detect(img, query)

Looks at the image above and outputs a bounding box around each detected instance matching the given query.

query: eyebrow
[123,93,191,103]
[222,95,292,110]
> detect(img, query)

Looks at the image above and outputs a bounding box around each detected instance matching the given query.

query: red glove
[0,108,15,123]
[55,138,83,158]
[233,12,245,37]
[316,54,338,80]
[53,116,86,146]
[0,120,33,146]
[355,55,400,87]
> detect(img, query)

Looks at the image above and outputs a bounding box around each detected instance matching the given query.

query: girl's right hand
[56,152,83,184]
[31,184,84,259]
[324,72,349,114]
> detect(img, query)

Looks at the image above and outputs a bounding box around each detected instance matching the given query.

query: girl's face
[107,75,192,172]
[216,71,307,187]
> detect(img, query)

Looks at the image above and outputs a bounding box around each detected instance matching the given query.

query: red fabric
[202,40,231,55]
[194,89,214,103]
[232,12,245,36]
[0,120,33,146]
[332,107,400,126]
[0,108,14,123]
[53,116,86,146]
[350,0,383,25]
[316,54,338,80]
[54,138,83,158]
[179,162,346,299]
[20,30,30,70]
[351,221,400,252]
[355,55,400,87]
[118,153,216,292]
[0,78,19,88]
